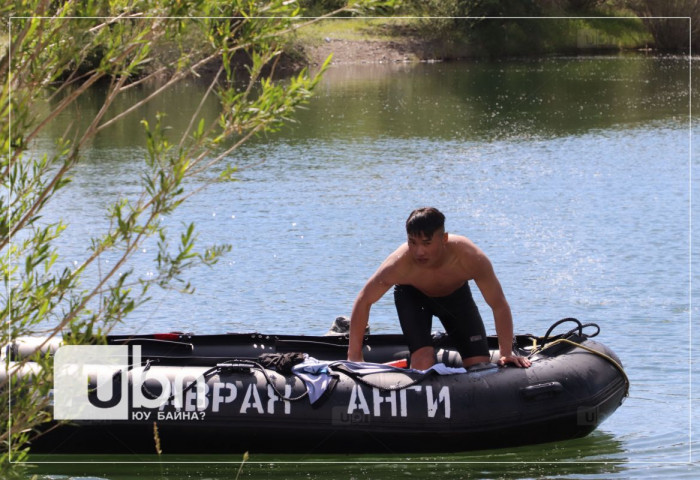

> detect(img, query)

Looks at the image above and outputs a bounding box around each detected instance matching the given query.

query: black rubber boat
[7,318,628,454]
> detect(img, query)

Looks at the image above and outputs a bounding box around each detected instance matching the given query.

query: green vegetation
[626,0,700,52]
[289,0,691,59]
[398,0,692,56]
[0,0,392,474]
[292,17,416,43]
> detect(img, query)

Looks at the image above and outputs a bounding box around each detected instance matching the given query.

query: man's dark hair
[406,207,445,238]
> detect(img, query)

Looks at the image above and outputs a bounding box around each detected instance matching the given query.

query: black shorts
[393,283,489,360]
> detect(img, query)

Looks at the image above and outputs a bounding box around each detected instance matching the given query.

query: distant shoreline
[297,37,649,67]
[290,17,656,68]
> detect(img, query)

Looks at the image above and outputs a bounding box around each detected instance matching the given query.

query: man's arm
[347,270,393,362]
[472,254,531,368]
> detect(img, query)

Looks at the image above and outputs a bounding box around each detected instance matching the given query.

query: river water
[25,54,699,478]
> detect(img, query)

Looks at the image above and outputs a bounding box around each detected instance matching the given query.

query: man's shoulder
[374,244,411,284]
[448,234,479,252]
[448,233,471,243]
[448,235,488,269]
[378,243,410,269]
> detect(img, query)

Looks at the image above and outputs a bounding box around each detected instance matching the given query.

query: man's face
[407,230,447,267]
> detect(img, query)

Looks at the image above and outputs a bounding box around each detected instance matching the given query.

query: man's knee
[410,346,436,370]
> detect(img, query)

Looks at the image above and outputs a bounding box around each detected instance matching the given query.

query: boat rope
[530,337,630,397]
[163,360,310,405]
[539,317,600,346]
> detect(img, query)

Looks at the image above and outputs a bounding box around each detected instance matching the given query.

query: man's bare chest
[405,267,472,297]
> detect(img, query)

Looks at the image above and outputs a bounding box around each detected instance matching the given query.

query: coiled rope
[529,318,629,397]
[138,359,309,405]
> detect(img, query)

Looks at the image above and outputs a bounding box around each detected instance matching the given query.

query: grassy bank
[287,15,653,64]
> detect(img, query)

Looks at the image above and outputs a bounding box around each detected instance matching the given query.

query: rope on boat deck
[147,359,310,405]
[526,318,630,397]
[529,337,630,397]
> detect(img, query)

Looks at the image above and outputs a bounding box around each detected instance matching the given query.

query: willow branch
[94,50,223,134]
[178,65,224,151]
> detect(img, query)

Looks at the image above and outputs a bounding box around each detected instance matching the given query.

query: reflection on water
[284,55,690,141]
[43,55,691,147]
[29,432,629,479]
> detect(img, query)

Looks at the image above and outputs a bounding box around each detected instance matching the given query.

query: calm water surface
[24,55,699,478]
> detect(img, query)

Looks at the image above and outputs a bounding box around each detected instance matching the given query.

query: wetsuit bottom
[393,282,490,360]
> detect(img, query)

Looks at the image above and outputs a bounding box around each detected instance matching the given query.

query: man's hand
[497,354,531,368]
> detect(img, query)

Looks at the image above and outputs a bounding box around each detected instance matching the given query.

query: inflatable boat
[7,318,628,454]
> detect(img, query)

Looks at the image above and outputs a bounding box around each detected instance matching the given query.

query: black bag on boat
[258,352,306,375]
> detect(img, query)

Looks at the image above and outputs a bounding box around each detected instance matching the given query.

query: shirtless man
[347,207,531,370]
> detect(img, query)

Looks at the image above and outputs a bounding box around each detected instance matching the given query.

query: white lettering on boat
[348,385,451,419]
[135,379,295,421]
[157,410,204,421]
[267,384,292,414]
[212,382,237,412]
[372,388,397,417]
[240,384,265,414]
[399,386,423,417]
[129,380,451,422]
[426,386,450,418]
[347,385,371,415]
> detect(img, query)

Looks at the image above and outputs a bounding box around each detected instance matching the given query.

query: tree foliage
[626,0,699,53]
[397,0,664,56]
[0,0,393,470]
[400,0,563,54]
